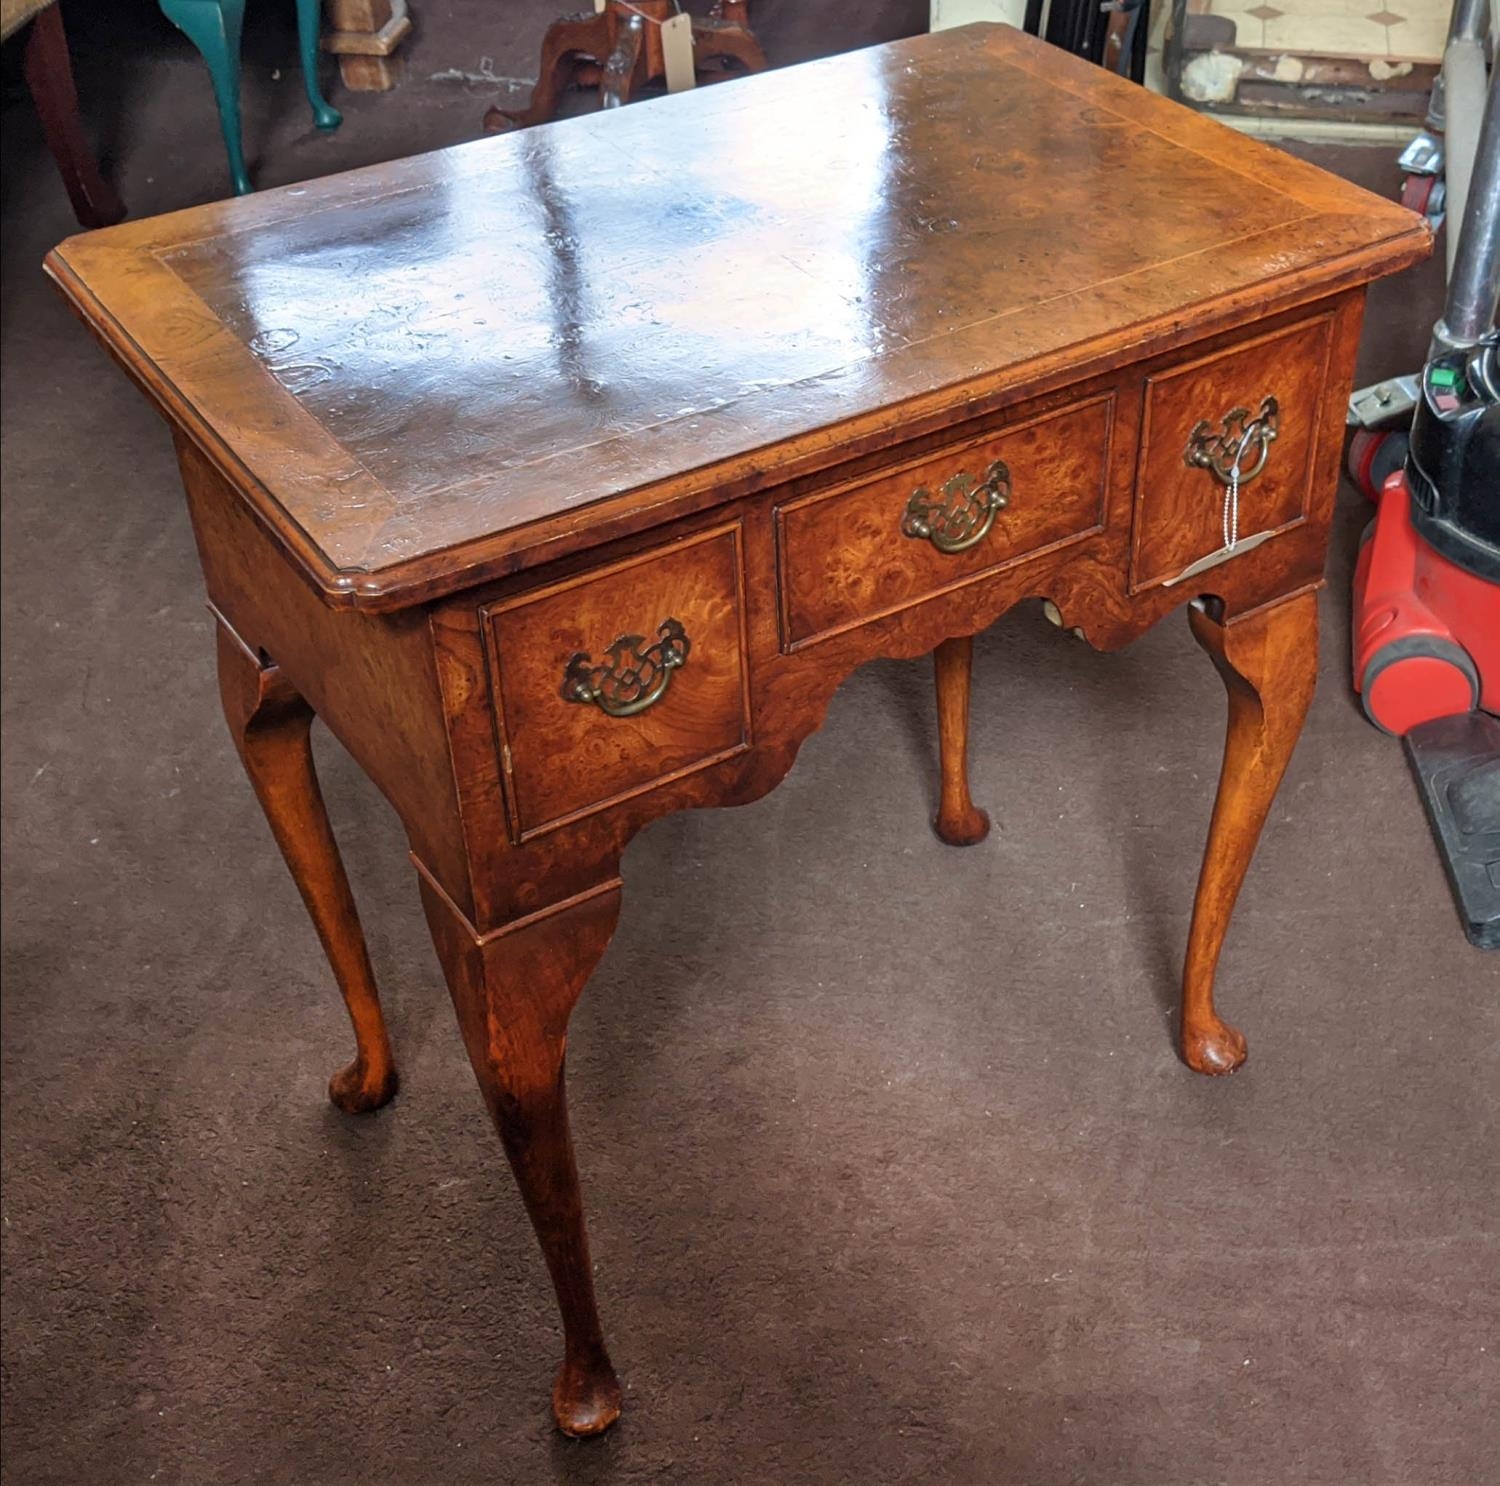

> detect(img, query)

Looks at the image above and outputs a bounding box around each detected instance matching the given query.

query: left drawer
[483,525,751,838]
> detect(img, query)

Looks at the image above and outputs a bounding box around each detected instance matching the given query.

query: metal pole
[1435,59,1500,352]
[1427,0,1490,132]
[1446,0,1491,39]
[1441,35,1488,271]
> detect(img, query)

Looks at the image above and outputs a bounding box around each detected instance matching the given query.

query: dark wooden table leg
[420,876,624,1438]
[932,635,992,846]
[216,620,398,1112]
[23,3,125,229]
[1181,590,1320,1074]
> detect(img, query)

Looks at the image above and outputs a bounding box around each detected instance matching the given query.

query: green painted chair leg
[159,0,251,195]
[296,0,342,130]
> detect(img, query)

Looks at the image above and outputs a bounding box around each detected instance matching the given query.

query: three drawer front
[775,395,1112,648]
[1131,314,1335,589]
[483,525,750,837]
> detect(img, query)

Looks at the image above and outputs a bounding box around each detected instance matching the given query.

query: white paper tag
[661,12,696,93]
[595,0,606,12]
[1160,527,1275,586]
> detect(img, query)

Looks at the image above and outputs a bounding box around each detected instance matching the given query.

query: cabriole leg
[1182,590,1320,1074]
[159,0,251,196]
[215,620,398,1111]
[294,0,342,129]
[932,635,991,846]
[420,877,623,1437]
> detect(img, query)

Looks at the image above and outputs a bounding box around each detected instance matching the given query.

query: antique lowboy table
[47,24,1428,1436]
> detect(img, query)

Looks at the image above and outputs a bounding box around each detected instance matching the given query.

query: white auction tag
[661,12,696,93]
[595,0,606,11]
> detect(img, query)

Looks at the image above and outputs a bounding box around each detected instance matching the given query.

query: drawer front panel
[1131,314,1334,589]
[484,525,749,837]
[776,394,1113,648]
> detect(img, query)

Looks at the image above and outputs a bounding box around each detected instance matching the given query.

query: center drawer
[482,524,750,838]
[774,393,1113,648]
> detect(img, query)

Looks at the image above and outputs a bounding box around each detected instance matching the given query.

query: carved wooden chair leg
[485,11,605,131]
[215,621,398,1112]
[932,635,992,846]
[420,878,623,1438]
[1181,590,1320,1074]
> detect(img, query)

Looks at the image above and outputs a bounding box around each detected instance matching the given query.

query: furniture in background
[159,0,340,196]
[321,0,409,91]
[1022,0,1150,82]
[1162,0,1451,123]
[48,25,1428,1441]
[931,0,1149,81]
[489,0,766,129]
[7,0,124,227]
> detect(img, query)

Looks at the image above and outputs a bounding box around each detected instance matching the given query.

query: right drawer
[1131,314,1336,590]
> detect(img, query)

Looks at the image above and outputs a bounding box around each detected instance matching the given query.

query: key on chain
[1223,464,1239,553]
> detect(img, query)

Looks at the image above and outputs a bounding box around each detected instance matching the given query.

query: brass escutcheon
[1184,396,1279,486]
[561,617,690,717]
[902,459,1011,554]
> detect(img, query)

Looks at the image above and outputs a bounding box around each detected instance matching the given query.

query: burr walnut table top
[44,23,1424,610]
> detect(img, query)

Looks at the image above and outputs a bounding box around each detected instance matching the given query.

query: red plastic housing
[1352,471,1500,736]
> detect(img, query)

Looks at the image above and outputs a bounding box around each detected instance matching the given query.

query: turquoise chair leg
[160,0,251,196]
[296,0,342,130]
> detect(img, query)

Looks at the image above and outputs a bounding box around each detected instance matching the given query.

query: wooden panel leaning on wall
[44,24,1429,1437]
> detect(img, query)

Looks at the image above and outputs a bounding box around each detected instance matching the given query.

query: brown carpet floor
[2,6,1495,1484]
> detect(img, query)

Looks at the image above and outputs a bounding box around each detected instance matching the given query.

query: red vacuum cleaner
[1345,16,1499,948]
[1352,335,1499,738]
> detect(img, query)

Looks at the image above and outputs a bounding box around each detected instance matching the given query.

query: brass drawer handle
[561,618,691,718]
[901,459,1011,554]
[1184,396,1279,487]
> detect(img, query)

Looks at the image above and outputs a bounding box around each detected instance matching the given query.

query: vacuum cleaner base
[1404,711,1500,950]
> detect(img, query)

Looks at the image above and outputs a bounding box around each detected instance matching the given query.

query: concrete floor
[1,6,1495,1484]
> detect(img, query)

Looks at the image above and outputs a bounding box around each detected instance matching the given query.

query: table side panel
[175,437,475,914]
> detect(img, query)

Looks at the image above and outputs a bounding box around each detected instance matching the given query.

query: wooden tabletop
[46,23,1428,610]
